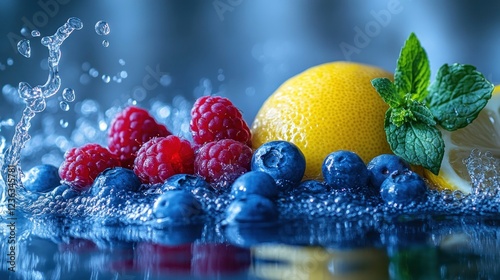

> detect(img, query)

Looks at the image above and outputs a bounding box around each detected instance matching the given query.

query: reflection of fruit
[252,62,393,179]
[251,244,389,280]
[424,86,500,193]
[191,243,251,276]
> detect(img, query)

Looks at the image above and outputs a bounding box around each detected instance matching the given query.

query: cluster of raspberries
[58,96,253,192]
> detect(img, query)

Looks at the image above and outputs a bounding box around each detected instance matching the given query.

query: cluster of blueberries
[21,141,427,225]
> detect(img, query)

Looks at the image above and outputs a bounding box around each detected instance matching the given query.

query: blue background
[0,0,499,146]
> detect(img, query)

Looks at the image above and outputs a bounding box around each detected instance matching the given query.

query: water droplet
[118,59,126,66]
[217,69,225,82]
[89,68,99,78]
[17,39,31,58]
[95,20,110,35]
[62,88,75,102]
[59,119,69,128]
[160,75,172,87]
[7,58,14,66]
[31,30,41,37]
[59,101,70,111]
[81,62,91,71]
[79,73,91,85]
[102,40,109,47]
[20,27,30,37]
[102,75,111,83]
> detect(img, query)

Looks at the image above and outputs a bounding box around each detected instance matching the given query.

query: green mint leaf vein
[427,63,494,131]
[384,118,444,174]
[371,78,400,107]
[394,32,431,102]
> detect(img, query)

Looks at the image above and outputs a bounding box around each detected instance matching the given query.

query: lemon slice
[424,86,500,193]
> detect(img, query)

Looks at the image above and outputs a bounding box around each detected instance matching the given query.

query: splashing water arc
[0,18,83,203]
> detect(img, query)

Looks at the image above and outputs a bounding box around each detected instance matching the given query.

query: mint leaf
[385,119,444,175]
[394,33,431,102]
[371,78,400,107]
[427,63,493,131]
[409,101,436,126]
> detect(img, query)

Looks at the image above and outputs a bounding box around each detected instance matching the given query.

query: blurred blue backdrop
[1,0,499,145]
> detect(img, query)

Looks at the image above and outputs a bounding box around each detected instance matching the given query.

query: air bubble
[17,39,31,58]
[119,71,128,79]
[7,58,14,66]
[89,68,99,78]
[95,20,110,35]
[62,88,75,102]
[118,59,126,66]
[31,30,41,37]
[59,101,70,111]
[160,74,172,87]
[59,119,69,128]
[20,27,30,37]
[102,75,111,83]
[102,40,109,47]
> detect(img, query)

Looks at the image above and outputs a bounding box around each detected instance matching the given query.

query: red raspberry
[133,135,195,184]
[194,139,252,188]
[190,96,251,147]
[59,143,120,191]
[108,106,171,169]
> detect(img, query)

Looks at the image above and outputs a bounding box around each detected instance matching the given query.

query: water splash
[1,17,83,203]
[465,149,500,195]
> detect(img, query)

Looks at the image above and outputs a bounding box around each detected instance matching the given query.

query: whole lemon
[251,61,393,180]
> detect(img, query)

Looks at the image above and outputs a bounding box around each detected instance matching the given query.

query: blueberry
[161,174,210,192]
[367,154,411,190]
[291,179,328,196]
[91,167,141,195]
[230,171,278,200]
[153,190,203,221]
[322,150,369,190]
[223,194,279,225]
[251,141,306,192]
[380,170,427,205]
[49,184,80,199]
[22,164,61,193]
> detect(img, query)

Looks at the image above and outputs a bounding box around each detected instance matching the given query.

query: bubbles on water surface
[465,149,500,195]
[95,20,110,36]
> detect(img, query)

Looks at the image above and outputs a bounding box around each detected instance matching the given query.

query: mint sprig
[371,32,494,175]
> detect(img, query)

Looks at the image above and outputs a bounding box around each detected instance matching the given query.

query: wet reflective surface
[2,214,500,279]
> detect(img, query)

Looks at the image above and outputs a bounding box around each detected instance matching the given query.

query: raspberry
[194,139,252,188]
[133,135,195,184]
[59,143,120,191]
[108,106,171,169]
[190,96,251,147]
